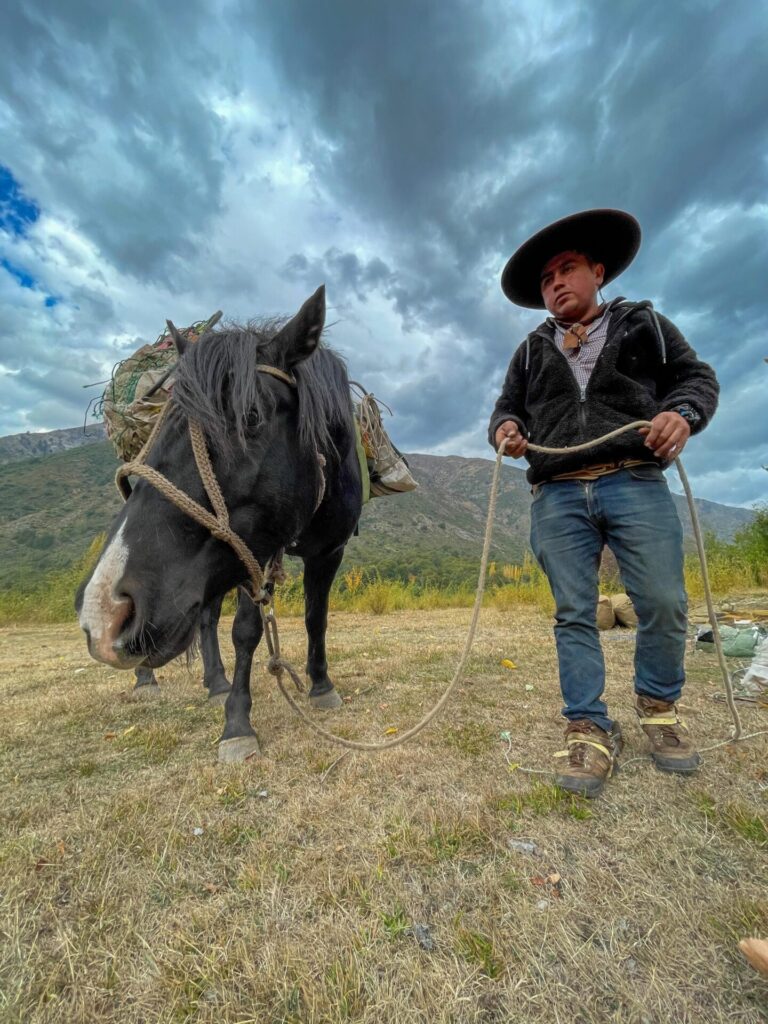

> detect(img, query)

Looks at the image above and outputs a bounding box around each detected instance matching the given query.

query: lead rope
[259,436,504,751]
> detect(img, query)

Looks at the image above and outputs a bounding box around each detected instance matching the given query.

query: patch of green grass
[490,782,592,821]
[323,958,367,1021]
[277,981,303,1024]
[350,875,373,912]
[454,921,503,979]
[379,905,409,940]
[427,819,489,861]
[382,815,490,864]
[499,870,524,894]
[274,862,291,884]
[566,801,593,821]
[383,819,421,861]
[307,753,338,774]
[218,821,263,847]
[721,803,768,847]
[171,974,215,1023]
[443,722,495,756]
[216,778,247,807]
[707,896,768,944]
[119,723,181,764]
[693,791,767,847]
[428,825,463,860]
[692,791,717,817]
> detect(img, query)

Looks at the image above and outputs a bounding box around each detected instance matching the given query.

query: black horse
[131,591,231,703]
[76,286,363,760]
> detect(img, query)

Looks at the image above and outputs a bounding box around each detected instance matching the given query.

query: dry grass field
[0,606,766,1023]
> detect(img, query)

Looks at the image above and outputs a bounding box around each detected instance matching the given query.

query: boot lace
[657,719,684,746]
[565,722,598,767]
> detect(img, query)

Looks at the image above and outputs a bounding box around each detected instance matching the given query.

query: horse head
[76,285,342,669]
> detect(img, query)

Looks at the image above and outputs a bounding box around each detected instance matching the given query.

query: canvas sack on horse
[101,312,221,462]
[353,385,417,498]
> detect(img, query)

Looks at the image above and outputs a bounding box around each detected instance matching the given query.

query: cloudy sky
[1,0,766,506]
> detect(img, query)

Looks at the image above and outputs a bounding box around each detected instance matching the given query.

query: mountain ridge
[0,426,755,590]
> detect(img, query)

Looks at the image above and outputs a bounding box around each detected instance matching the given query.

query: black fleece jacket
[487,300,719,485]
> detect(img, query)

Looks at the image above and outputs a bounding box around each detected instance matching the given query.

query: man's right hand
[494,420,528,458]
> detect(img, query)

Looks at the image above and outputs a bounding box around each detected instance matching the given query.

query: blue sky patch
[0,166,40,237]
[1,256,37,290]
[1,256,58,308]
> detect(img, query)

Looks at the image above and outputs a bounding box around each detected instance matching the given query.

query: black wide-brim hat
[501,208,641,309]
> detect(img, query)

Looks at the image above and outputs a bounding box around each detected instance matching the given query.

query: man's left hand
[639,411,691,460]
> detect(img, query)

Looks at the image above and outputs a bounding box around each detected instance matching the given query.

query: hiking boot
[635,695,701,773]
[554,719,623,799]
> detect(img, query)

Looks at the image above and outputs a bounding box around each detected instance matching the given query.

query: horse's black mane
[171,319,353,460]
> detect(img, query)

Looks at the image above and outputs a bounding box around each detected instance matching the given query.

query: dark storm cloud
[0,0,226,280]
[0,0,765,504]
[283,249,395,304]
[253,0,767,501]
[254,0,767,246]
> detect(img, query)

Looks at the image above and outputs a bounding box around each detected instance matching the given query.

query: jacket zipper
[582,308,634,406]
[536,331,585,437]
[535,302,633,440]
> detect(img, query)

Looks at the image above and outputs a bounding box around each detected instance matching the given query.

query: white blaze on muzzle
[79,522,133,664]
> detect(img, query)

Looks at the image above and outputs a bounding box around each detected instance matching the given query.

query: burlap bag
[611,593,639,628]
[353,388,417,498]
[597,594,616,630]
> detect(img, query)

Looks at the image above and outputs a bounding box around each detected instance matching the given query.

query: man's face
[540,250,605,321]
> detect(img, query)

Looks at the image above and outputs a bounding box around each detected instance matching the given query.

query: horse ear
[166,320,188,356]
[274,285,326,366]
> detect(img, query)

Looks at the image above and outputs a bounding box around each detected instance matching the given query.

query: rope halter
[114,363,300,602]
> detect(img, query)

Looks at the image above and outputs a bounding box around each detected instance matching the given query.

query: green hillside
[0,435,756,593]
[1,443,122,589]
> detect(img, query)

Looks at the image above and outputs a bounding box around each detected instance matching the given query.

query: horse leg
[218,596,263,763]
[201,592,231,705]
[131,664,160,699]
[304,547,344,710]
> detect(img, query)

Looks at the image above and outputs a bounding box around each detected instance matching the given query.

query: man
[488,209,719,798]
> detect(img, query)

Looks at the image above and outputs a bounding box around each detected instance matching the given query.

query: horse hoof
[310,689,343,710]
[129,683,161,701]
[208,688,231,707]
[218,735,261,763]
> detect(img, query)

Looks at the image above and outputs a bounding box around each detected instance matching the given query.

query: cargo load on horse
[96,312,223,463]
[97,313,416,500]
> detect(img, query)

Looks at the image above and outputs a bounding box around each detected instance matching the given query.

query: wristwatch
[673,403,701,427]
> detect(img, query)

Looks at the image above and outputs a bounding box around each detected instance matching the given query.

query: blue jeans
[529,465,687,733]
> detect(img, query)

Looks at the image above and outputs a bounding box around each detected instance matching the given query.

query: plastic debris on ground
[507,838,539,856]
[695,622,767,658]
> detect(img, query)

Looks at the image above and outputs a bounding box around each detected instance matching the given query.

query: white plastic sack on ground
[695,623,764,658]
[739,635,768,694]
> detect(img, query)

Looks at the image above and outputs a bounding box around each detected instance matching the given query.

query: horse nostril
[111,594,136,642]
